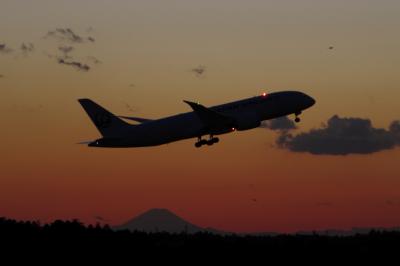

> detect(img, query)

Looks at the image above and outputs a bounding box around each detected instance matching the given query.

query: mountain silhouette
[113,208,400,236]
[114,208,211,234]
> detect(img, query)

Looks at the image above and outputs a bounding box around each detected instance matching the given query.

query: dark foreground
[1,217,399,262]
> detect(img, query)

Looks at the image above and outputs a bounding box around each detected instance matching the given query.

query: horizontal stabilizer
[76,140,94,145]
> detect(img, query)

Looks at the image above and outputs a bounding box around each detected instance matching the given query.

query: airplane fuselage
[84,91,315,148]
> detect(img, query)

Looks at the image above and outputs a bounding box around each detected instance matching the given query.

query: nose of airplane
[301,92,315,108]
[307,95,316,107]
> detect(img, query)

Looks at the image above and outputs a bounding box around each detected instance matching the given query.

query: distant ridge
[296,227,400,236]
[113,208,400,236]
[114,208,219,234]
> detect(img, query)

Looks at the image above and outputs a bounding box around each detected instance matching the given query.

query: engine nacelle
[234,112,261,131]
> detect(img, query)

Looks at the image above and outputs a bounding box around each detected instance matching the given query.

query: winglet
[183,100,202,110]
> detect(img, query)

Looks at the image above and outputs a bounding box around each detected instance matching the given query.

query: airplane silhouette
[78,91,315,148]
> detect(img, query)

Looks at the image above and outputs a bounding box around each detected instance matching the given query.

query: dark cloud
[86,56,101,64]
[390,120,400,135]
[191,65,206,77]
[58,58,90,72]
[261,116,297,131]
[277,115,400,155]
[58,45,74,56]
[45,28,80,42]
[57,46,74,62]
[44,28,99,71]
[20,42,34,55]
[45,28,94,43]
[0,43,13,54]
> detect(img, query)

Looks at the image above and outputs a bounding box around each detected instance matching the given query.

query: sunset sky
[1,0,400,233]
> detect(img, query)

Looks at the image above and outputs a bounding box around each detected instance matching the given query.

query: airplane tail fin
[78,98,133,137]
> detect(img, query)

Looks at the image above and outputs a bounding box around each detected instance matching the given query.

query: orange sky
[1,0,400,233]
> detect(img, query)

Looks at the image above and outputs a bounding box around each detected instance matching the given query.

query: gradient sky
[1,0,400,233]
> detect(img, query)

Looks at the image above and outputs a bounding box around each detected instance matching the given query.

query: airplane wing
[183,100,234,130]
[118,116,153,123]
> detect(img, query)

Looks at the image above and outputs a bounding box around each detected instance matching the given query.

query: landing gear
[207,137,219,145]
[194,135,219,148]
[195,138,208,148]
[294,111,301,123]
[195,141,202,148]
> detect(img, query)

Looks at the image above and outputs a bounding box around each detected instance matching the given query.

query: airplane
[78,91,315,148]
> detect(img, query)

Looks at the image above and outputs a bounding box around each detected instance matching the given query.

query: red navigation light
[231,127,236,131]
[261,92,267,97]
